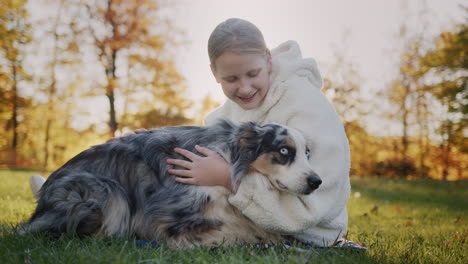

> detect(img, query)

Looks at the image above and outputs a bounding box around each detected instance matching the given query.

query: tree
[0,0,192,169]
[418,20,468,180]
[21,0,85,170]
[78,0,188,136]
[0,0,31,165]
[321,33,369,176]
[387,23,422,161]
[42,0,64,169]
[322,32,365,124]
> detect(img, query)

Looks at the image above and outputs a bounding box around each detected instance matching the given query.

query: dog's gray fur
[21,120,319,247]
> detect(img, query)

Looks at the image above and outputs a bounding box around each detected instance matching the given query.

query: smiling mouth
[276,180,288,190]
[238,92,256,103]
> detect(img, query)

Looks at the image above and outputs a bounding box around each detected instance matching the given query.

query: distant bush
[371,158,416,178]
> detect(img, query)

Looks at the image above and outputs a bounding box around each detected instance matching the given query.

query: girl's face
[211,51,272,110]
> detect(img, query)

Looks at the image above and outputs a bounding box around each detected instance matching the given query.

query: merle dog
[21,120,321,248]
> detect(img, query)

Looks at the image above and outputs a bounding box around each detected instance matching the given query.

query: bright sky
[173,0,465,110]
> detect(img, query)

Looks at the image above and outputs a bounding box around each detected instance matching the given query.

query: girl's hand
[167,145,232,191]
[107,128,148,142]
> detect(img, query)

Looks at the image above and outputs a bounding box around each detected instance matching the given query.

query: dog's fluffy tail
[29,175,46,200]
[20,173,131,237]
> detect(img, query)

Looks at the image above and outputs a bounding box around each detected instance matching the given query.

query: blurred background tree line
[0,0,466,181]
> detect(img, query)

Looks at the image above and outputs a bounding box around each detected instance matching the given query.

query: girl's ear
[210,63,221,83]
[266,49,272,74]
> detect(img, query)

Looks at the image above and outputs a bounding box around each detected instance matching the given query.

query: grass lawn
[0,168,466,263]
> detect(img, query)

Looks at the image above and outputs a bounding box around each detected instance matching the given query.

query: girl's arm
[166,145,232,191]
[105,128,232,190]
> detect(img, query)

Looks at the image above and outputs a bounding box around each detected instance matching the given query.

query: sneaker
[332,238,367,252]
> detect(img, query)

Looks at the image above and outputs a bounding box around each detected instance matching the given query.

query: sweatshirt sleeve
[228,173,320,234]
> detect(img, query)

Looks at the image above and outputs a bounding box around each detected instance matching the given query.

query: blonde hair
[208,18,267,67]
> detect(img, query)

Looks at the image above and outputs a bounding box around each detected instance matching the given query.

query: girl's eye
[225,77,237,83]
[305,149,310,159]
[248,70,260,78]
[279,148,289,156]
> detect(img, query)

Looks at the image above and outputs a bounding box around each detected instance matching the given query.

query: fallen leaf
[405,221,412,227]
[392,205,401,213]
[440,241,452,247]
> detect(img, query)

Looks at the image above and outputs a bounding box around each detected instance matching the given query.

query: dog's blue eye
[305,149,310,159]
[279,148,289,155]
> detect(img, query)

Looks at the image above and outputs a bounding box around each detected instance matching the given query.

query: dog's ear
[230,123,278,191]
[238,122,259,147]
[258,124,276,148]
[237,122,279,154]
[230,122,261,190]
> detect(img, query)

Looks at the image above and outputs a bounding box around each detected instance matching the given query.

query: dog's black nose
[307,174,322,191]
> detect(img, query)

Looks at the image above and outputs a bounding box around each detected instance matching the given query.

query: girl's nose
[238,79,252,95]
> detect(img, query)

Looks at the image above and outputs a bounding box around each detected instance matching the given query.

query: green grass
[0,168,466,264]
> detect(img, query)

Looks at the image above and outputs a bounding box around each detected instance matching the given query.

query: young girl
[31,18,363,249]
[164,18,360,248]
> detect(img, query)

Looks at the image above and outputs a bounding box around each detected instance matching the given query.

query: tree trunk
[442,142,450,181]
[43,58,56,171]
[44,79,55,169]
[441,119,453,181]
[416,92,429,178]
[43,119,51,169]
[104,0,118,137]
[401,84,410,160]
[11,62,18,166]
[44,4,62,170]
[107,87,117,137]
[106,49,118,137]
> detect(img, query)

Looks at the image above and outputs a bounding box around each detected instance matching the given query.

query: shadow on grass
[351,178,468,213]
[0,229,389,264]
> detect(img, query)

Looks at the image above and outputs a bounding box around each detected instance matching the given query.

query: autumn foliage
[0,1,466,180]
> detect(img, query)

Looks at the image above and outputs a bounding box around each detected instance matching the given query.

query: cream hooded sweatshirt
[205,40,351,246]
